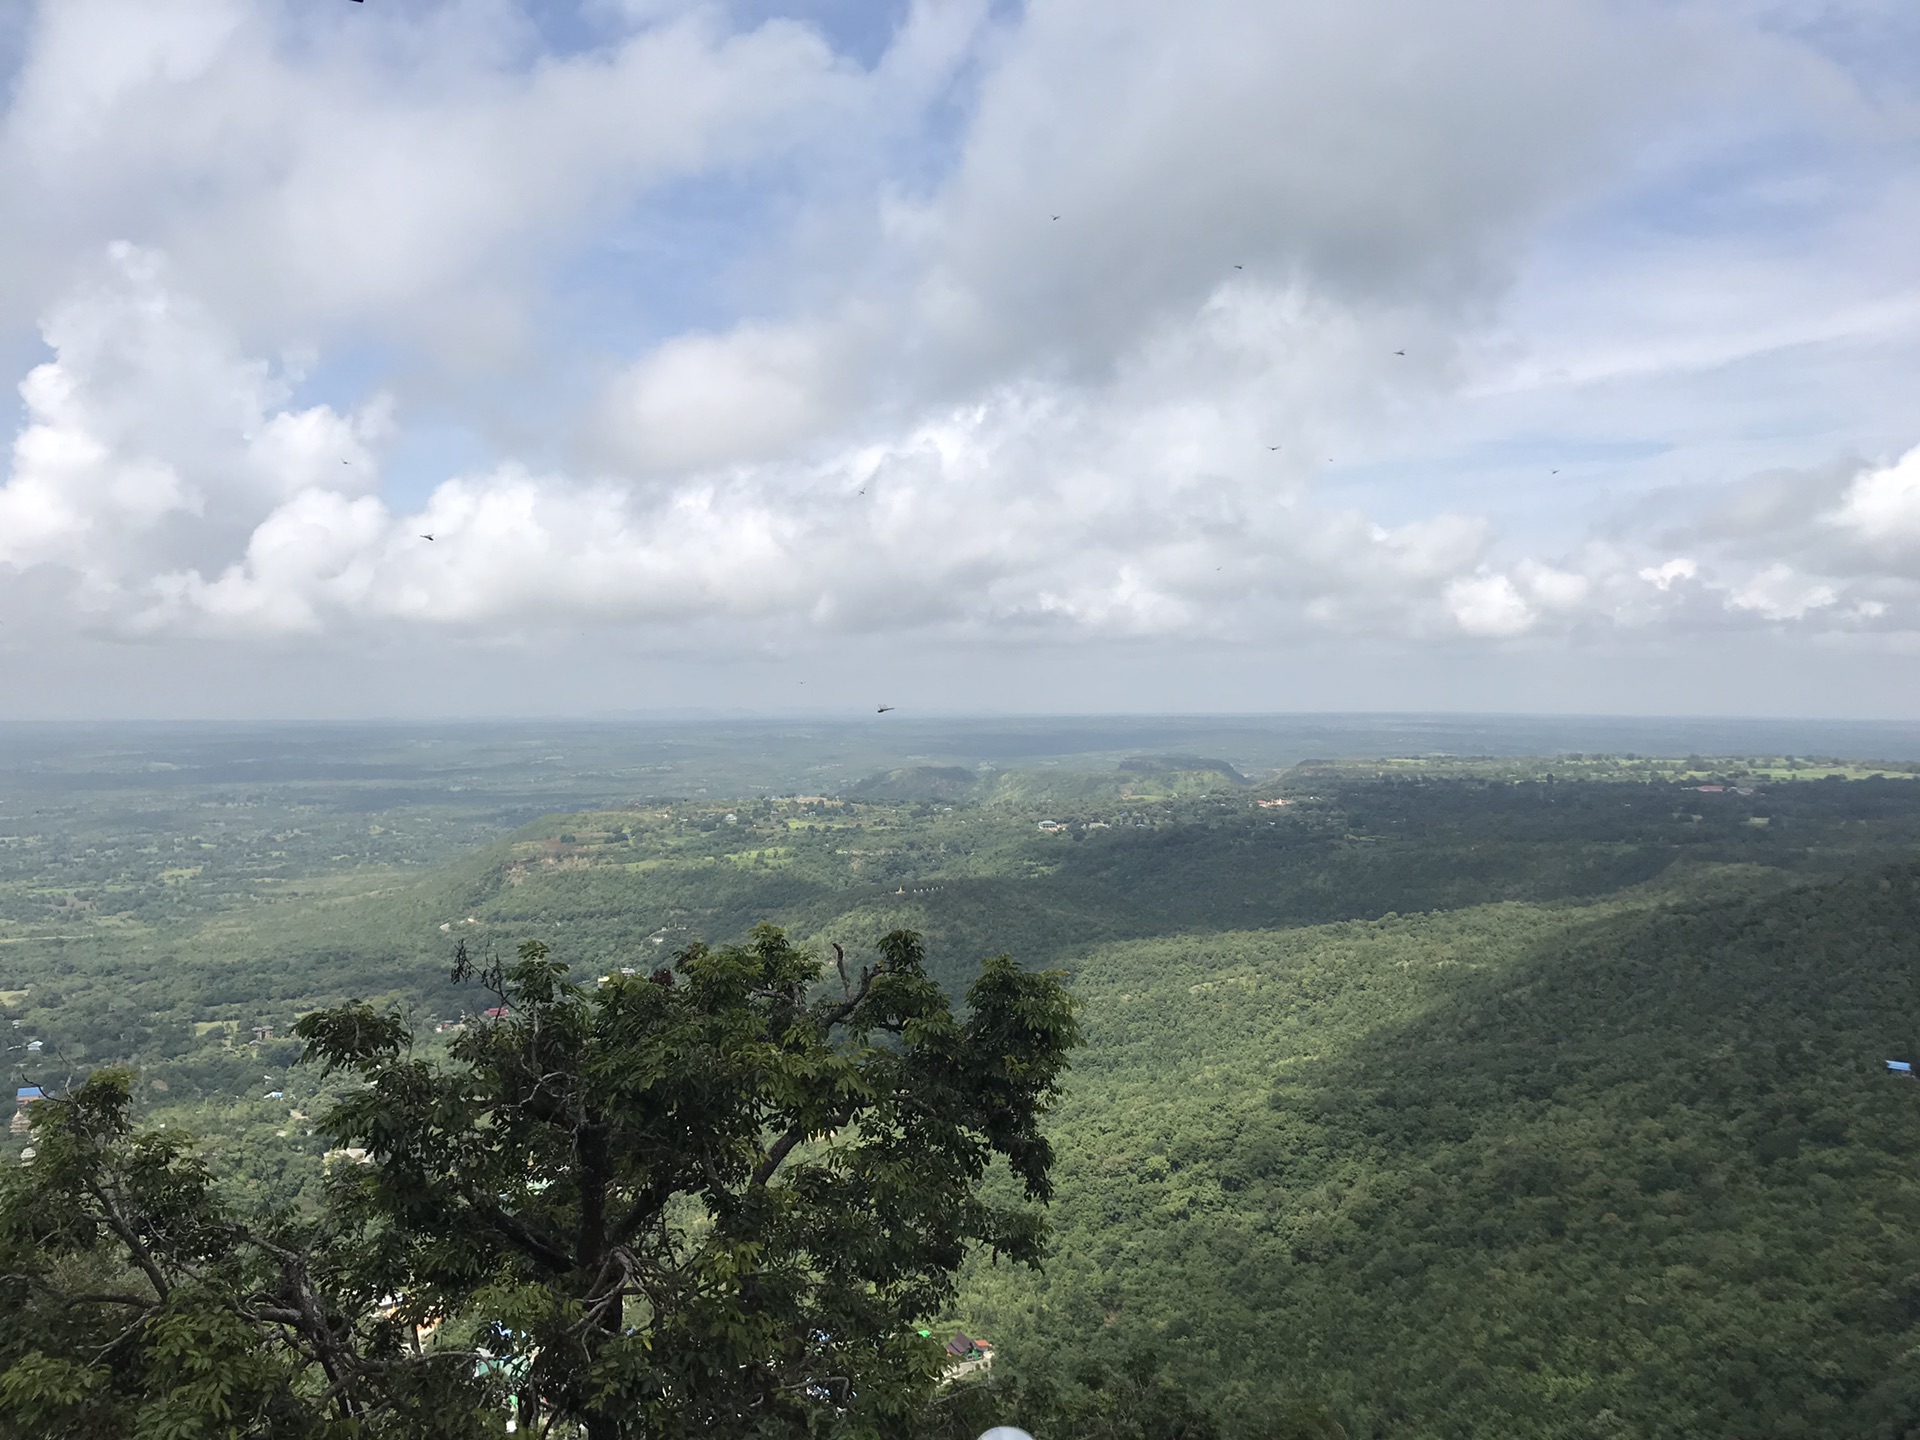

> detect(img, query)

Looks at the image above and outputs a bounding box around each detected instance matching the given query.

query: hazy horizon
[10,711,1920,770]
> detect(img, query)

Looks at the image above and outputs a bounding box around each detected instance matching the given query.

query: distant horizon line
[2,710,1919,729]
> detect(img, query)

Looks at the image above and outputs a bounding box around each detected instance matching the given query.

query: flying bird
[876,705,896,714]
[420,534,434,541]
[1233,264,1243,270]
[1268,445,1281,451]
[1052,214,1060,221]
[1394,350,1405,356]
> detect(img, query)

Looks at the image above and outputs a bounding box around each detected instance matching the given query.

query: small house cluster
[945,1331,994,1378]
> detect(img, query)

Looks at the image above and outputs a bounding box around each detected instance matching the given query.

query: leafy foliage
[0,1067,487,1438]
[0,929,1078,1439]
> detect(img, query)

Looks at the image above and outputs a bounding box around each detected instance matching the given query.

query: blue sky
[0,0,1918,719]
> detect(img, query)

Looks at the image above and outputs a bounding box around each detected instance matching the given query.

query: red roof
[483,1006,509,1019]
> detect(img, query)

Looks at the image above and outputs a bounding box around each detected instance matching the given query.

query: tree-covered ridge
[10,767,1920,1206]
[958,864,1920,1438]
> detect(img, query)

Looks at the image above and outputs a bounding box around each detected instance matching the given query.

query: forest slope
[960,864,1920,1439]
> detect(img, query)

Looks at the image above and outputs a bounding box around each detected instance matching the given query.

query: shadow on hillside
[1168,861,1920,1440]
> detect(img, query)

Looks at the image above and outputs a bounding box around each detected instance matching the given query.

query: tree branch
[607,1174,678,1251]
[813,965,875,1034]
[83,1181,170,1302]
[474,1201,575,1275]
[750,1102,857,1189]
[61,1292,156,1309]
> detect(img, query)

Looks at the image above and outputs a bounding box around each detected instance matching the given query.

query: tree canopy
[0,926,1078,1439]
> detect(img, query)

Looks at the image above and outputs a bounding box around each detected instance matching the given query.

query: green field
[7,719,1920,1436]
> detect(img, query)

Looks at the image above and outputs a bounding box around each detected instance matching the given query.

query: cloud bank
[1,0,1918,714]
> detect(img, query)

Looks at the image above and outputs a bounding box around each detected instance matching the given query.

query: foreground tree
[0,927,1079,1438]
[0,1067,481,1438]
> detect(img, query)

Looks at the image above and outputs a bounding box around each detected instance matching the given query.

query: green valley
[6,720,1920,1436]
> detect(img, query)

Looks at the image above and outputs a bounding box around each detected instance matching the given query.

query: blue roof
[1888,1061,1912,1073]
[16,1086,43,1100]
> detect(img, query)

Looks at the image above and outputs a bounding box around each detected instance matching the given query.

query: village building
[944,1331,994,1378]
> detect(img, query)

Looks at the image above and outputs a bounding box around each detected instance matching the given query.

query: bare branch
[812,964,875,1036]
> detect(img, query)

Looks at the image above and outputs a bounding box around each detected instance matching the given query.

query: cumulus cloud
[0,0,1918,715]
[0,245,386,602]
[0,251,1544,644]
[1445,573,1535,637]
[1831,445,1920,550]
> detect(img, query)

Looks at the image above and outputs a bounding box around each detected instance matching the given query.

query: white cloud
[5,238,1916,659]
[1445,573,1535,637]
[0,0,864,354]
[0,245,384,592]
[1830,444,1920,549]
[1638,558,1699,591]
[1515,559,1591,612]
[1724,563,1839,621]
[599,322,853,473]
[2,1,1920,714]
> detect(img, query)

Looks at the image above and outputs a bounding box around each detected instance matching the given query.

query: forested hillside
[6,736,1920,1435]
[958,865,1920,1438]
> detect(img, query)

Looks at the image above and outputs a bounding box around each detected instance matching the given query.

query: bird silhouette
[876,705,895,714]
[1268,445,1281,451]
[1051,215,1060,221]
[420,534,434,542]
[1233,264,1243,270]
[1394,350,1405,356]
